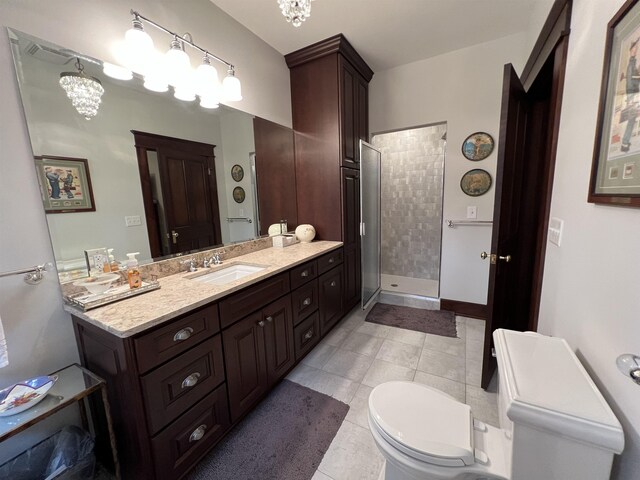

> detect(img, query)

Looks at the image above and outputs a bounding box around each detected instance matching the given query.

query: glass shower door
[360,141,381,309]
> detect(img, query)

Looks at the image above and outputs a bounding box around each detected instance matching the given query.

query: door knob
[480,252,512,264]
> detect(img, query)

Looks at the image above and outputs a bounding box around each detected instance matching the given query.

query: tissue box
[272,234,298,248]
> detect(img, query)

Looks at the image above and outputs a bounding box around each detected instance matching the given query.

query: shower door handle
[360,222,365,236]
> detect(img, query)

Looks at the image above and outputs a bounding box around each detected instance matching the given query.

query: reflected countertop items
[64,241,342,338]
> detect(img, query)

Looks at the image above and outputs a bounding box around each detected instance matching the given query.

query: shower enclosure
[360,141,382,309]
[371,123,446,299]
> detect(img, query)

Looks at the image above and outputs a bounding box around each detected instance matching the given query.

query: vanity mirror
[9,29,297,281]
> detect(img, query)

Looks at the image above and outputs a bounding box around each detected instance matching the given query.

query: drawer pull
[330,281,337,287]
[173,327,194,342]
[304,329,314,340]
[189,424,207,442]
[266,316,273,323]
[302,297,312,306]
[329,257,335,264]
[181,372,201,389]
[258,320,265,327]
[301,270,309,277]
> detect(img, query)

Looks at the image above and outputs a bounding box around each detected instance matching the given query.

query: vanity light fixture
[278,0,312,27]
[102,62,133,81]
[59,58,105,120]
[123,10,241,106]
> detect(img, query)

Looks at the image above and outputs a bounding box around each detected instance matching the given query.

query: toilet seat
[369,381,474,467]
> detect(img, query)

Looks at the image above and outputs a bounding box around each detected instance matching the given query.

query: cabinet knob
[302,298,311,306]
[266,316,273,323]
[173,327,194,342]
[330,281,337,287]
[189,424,207,442]
[304,329,314,340]
[328,257,334,263]
[301,270,309,277]
[258,320,265,327]
[181,372,201,389]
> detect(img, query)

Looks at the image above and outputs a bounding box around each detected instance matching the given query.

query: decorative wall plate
[0,375,58,417]
[231,164,244,182]
[462,132,494,161]
[460,169,492,197]
[233,186,246,203]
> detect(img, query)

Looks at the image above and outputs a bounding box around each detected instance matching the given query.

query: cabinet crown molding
[285,33,374,82]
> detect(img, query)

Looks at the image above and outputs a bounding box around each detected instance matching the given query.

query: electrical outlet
[125,215,142,227]
[467,206,477,219]
[548,217,564,246]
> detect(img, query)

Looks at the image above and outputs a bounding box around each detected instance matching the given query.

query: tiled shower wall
[372,123,446,281]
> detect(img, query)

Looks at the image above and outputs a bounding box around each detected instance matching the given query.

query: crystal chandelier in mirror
[59,59,105,120]
[278,0,311,27]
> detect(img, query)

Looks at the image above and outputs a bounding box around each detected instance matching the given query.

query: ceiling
[210,0,536,72]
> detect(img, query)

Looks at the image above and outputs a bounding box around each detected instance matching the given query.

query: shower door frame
[360,140,382,310]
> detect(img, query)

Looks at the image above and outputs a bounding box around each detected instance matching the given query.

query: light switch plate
[467,206,477,219]
[548,217,564,246]
[125,215,142,227]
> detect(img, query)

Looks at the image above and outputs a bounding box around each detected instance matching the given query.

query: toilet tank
[493,329,624,480]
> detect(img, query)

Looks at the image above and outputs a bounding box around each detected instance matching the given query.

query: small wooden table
[0,363,120,479]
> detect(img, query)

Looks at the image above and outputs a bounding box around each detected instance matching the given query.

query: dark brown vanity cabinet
[286,34,372,313]
[319,264,344,336]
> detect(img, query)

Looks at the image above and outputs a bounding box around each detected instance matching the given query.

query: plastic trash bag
[0,425,95,480]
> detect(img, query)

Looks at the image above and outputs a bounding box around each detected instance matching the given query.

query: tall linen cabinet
[285,34,373,312]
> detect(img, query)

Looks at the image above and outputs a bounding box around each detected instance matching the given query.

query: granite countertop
[64,241,343,338]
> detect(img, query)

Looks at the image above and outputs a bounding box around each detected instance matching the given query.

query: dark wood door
[253,117,298,234]
[341,60,358,168]
[222,312,268,422]
[356,76,369,148]
[319,265,344,336]
[262,296,295,385]
[342,168,361,310]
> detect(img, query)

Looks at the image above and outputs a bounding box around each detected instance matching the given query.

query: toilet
[368,329,625,480]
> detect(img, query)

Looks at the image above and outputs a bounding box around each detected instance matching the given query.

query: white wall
[369,33,527,304]
[536,1,640,478]
[0,0,290,463]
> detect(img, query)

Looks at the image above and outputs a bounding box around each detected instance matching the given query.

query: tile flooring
[286,303,499,480]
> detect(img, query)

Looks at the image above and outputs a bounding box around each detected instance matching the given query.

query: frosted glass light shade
[200,95,220,109]
[124,26,154,70]
[164,44,191,87]
[222,71,242,101]
[103,62,133,81]
[143,77,169,92]
[195,61,220,97]
[174,86,196,102]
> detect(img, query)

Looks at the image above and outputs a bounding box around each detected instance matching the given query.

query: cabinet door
[263,295,295,385]
[222,312,268,422]
[319,265,344,336]
[356,76,369,148]
[340,61,358,168]
[342,168,361,310]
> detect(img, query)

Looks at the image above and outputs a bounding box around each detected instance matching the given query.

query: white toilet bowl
[368,329,625,480]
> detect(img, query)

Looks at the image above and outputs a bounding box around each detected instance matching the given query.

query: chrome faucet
[203,256,214,268]
[183,258,198,272]
[212,251,224,265]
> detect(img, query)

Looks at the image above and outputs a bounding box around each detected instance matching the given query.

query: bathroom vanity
[68,241,344,480]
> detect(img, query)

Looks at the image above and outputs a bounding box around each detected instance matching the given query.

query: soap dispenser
[126,252,141,289]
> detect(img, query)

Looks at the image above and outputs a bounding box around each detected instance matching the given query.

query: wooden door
[262,296,295,385]
[253,117,298,235]
[356,76,369,149]
[158,147,218,254]
[222,312,267,422]
[340,59,358,168]
[319,265,344,336]
[342,168,361,310]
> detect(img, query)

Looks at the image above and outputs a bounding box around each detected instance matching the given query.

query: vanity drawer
[135,304,220,374]
[219,272,290,329]
[151,383,230,480]
[291,279,319,326]
[317,249,343,275]
[294,312,321,360]
[141,335,225,434]
[289,260,318,290]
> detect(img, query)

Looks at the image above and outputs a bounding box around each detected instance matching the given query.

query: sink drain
[390,283,398,287]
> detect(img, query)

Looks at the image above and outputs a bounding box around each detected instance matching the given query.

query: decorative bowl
[295,224,316,243]
[74,273,120,295]
[0,375,58,417]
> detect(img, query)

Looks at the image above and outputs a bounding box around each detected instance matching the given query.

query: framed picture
[589,0,640,207]
[460,169,492,197]
[35,155,96,213]
[231,164,244,182]
[461,132,494,161]
[232,186,246,203]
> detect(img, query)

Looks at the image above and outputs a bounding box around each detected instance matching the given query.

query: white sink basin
[189,264,267,285]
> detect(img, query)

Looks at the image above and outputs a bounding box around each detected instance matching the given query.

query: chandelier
[278,0,311,27]
[59,59,105,120]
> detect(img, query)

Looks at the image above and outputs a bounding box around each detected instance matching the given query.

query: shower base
[381,274,438,297]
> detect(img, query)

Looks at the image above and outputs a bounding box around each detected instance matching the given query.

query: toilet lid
[369,381,474,467]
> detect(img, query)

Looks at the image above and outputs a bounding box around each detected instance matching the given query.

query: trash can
[0,425,95,480]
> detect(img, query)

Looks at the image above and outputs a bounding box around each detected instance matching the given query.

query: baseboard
[440,299,488,320]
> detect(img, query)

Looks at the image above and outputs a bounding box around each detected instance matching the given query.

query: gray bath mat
[366,303,457,337]
[187,380,348,480]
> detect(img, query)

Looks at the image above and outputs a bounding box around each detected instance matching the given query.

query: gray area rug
[187,380,349,480]
[366,303,457,337]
